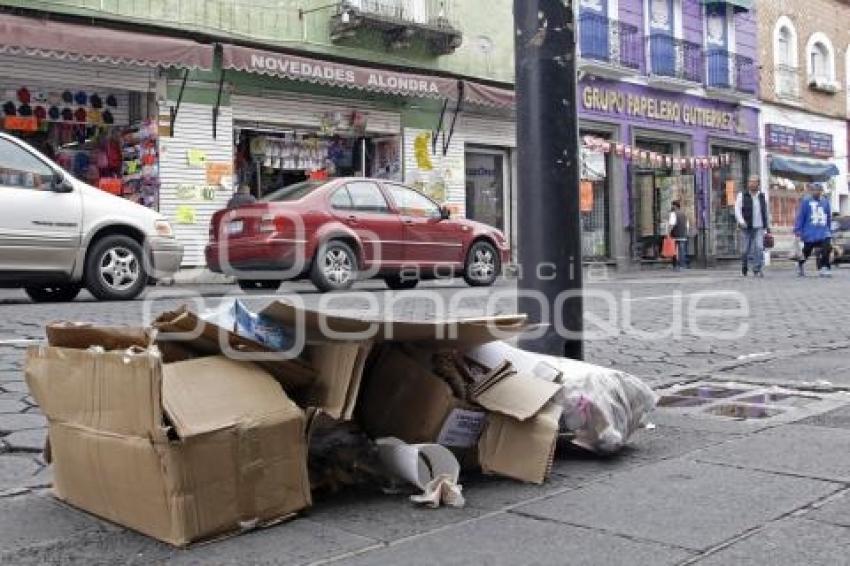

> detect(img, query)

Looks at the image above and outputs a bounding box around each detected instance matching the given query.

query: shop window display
[710,148,748,257]
[0,85,159,208]
[579,144,610,259]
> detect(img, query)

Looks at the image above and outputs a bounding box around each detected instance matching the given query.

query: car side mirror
[440,206,451,220]
[52,173,73,193]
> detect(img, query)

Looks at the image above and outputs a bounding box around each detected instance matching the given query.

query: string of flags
[583,136,732,171]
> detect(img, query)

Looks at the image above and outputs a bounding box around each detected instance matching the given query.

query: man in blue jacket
[795,183,833,277]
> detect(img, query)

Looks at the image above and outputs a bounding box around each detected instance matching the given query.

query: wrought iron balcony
[578,12,643,75]
[774,64,801,100]
[331,0,462,55]
[647,34,703,85]
[705,50,756,95]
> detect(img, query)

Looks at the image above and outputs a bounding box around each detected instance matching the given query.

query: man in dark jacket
[734,175,770,277]
[226,185,257,209]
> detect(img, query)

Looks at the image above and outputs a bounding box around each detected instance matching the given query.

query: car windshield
[261,181,325,202]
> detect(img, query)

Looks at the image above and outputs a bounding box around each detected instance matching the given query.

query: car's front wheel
[84,235,147,301]
[237,279,282,292]
[25,284,82,303]
[311,240,358,292]
[463,240,500,287]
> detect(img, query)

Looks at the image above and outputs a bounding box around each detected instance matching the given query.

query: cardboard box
[356,346,486,449]
[25,347,311,546]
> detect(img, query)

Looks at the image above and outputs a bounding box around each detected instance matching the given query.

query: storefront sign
[581,86,746,133]
[206,162,233,186]
[174,205,197,225]
[187,148,207,168]
[765,124,834,158]
[222,45,458,100]
[725,180,736,207]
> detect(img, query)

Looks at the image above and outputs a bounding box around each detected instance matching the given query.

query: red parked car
[206,178,510,292]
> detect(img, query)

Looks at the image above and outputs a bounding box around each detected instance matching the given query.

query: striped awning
[0,13,214,70]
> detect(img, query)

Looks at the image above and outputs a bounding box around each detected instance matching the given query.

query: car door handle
[403,218,414,225]
[346,215,359,224]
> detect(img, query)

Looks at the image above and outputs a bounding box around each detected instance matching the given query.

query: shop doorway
[631,140,696,262]
[234,125,401,199]
[710,148,749,257]
[465,147,510,234]
[580,134,612,260]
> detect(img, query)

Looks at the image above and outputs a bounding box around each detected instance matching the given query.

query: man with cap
[735,174,770,277]
[795,182,833,277]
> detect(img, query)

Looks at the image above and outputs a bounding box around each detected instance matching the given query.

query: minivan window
[347,181,390,213]
[0,138,54,190]
[261,181,325,202]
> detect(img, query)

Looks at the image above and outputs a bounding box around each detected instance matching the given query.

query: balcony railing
[706,50,756,94]
[648,34,703,83]
[333,0,462,54]
[578,12,643,70]
[775,64,801,100]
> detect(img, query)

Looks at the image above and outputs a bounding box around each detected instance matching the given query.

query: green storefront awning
[701,0,753,12]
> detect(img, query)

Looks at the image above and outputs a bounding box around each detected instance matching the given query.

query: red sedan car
[206,178,510,292]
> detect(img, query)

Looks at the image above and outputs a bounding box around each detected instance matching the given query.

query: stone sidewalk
[2,372,850,564]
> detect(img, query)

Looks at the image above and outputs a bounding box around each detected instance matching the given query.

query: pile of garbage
[24,300,657,547]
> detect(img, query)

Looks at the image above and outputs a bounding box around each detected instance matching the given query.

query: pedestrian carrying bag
[763,232,775,249]
[661,236,677,259]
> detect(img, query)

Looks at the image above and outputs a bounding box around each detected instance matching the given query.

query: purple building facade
[576,0,758,267]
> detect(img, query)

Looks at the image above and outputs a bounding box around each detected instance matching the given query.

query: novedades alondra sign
[581,86,746,132]
[222,45,455,98]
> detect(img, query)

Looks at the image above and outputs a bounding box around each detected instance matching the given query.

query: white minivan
[0,132,182,302]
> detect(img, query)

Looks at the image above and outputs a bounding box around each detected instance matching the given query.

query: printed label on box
[437,409,487,448]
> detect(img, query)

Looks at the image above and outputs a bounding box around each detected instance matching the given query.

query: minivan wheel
[311,240,358,292]
[84,235,147,301]
[463,240,500,287]
[25,284,82,303]
[237,279,282,292]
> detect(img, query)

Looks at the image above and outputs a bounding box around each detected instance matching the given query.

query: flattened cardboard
[25,346,311,547]
[46,322,154,351]
[302,342,372,421]
[261,301,527,345]
[478,402,563,485]
[465,341,562,383]
[154,306,316,389]
[471,369,563,421]
[357,347,484,445]
[162,356,302,438]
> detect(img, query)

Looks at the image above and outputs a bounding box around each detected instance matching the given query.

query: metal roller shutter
[0,53,157,92]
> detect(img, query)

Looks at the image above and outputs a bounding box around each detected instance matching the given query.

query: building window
[805,32,836,87]
[773,16,799,99]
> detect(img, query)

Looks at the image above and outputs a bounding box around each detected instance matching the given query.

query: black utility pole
[514,0,583,359]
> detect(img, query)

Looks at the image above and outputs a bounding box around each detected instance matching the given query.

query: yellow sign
[413,132,433,171]
[580,180,594,213]
[174,205,197,225]
[725,180,736,207]
[581,86,742,132]
[187,148,207,168]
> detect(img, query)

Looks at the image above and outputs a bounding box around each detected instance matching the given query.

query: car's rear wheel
[84,235,147,301]
[237,279,282,292]
[463,240,500,287]
[384,274,419,290]
[311,240,358,292]
[25,284,82,303]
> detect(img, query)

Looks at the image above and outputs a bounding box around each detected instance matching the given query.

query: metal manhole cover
[704,404,784,420]
[674,385,751,399]
[657,395,712,408]
[737,393,821,408]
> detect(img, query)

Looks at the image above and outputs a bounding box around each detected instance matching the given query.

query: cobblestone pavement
[1,267,849,564]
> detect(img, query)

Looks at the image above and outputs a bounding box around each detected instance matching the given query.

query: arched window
[773,16,799,98]
[806,32,836,84]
